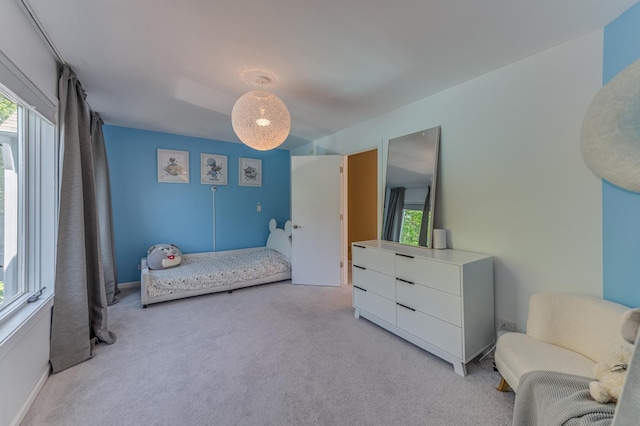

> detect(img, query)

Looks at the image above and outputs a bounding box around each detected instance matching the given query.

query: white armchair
[495,293,631,392]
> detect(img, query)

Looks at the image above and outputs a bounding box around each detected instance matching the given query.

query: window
[0,86,56,319]
[0,93,20,310]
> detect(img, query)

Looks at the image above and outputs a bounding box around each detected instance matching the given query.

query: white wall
[0,298,53,426]
[296,31,604,330]
[0,2,57,425]
[0,0,58,104]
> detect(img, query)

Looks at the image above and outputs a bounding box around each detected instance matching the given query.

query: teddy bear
[588,307,640,404]
[589,345,632,404]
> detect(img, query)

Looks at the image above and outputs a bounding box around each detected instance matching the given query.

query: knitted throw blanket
[512,371,615,426]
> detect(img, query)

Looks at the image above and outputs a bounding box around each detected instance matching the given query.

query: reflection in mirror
[382,126,440,247]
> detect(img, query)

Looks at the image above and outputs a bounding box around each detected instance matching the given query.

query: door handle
[293,224,302,229]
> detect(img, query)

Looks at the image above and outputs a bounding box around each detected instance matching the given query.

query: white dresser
[352,240,494,376]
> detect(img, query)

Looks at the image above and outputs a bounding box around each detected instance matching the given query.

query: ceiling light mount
[254,76,272,85]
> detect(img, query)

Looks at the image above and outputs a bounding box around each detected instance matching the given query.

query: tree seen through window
[400,209,423,246]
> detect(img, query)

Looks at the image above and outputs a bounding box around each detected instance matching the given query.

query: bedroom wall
[602,2,640,308]
[0,1,57,105]
[104,125,291,283]
[0,3,58,426]
[293,31,605,331]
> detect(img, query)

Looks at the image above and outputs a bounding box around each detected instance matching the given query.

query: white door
[291,155,343,286]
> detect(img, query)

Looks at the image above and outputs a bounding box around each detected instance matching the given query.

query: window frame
[0,83,57,323]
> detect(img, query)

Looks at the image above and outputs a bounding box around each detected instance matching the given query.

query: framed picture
[201,153,228,185]
[238,157,262,187]
[158,149,189,183]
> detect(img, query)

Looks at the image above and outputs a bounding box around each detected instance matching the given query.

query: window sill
[0,289,54,358]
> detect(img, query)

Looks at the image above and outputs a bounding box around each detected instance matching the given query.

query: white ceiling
[24,0,637,150]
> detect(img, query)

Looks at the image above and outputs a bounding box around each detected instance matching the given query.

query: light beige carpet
[22,282,514,425]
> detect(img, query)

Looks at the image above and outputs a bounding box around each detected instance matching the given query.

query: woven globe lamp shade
[580,59,640,192]
[231,89,291,151]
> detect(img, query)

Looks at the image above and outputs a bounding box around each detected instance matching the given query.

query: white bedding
[141,218,293,307]
[147,247,290,297]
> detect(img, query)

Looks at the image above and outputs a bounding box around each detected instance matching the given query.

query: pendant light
[580,59,640,192]
[231,76,290,151]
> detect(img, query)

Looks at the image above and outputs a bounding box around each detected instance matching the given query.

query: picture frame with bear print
[238,157,262,187]
[201,153,228,185]
[157,149,189,183]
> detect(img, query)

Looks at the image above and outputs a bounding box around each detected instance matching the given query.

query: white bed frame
[140,219,292,308]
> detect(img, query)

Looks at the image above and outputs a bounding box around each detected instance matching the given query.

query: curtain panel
[418,186,431,247]
[50,65,118,373]
[382,187,405,242]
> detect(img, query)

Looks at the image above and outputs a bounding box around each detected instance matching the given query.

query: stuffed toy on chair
[589,345,632,404]
[147,244,182,270]
[589,308,640,404]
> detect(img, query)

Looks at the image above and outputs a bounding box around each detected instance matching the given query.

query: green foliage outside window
[1,94,16,304]
[1,141,4,217]
[1,95,16,217]
[0,96,17,125]
[400,209,423,245]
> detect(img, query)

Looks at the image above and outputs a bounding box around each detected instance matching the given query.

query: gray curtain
[383,187,405,242]
[612,323,640,425]
[91,112,119,305]
[418,186,431,247]
[50,65,118,373]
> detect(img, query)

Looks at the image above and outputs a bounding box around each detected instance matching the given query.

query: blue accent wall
[603,2,640,308]
[104,125,291,283]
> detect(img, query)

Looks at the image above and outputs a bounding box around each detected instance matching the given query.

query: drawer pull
[353,265,366,270]
[396,278,415,285]
[395,253,415,259]
[353,244,366,249]
[354,285,367,292]
[397,303,416,312]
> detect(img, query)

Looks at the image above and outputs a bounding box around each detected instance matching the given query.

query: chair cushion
[495,332,594,392]
[526,293,630,364]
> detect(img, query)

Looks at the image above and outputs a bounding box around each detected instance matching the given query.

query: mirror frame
[381,126,440,248]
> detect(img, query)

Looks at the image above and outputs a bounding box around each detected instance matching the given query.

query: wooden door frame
[341,147,380,286]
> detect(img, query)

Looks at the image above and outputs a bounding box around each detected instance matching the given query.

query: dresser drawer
[353,266,395,300]
[352,245,395,276]
[353,285,396,325]
[395,255,460,296]
[396,305,462,358]
[396,280,461,326]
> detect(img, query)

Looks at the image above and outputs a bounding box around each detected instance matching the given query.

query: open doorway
[345,149,378,284]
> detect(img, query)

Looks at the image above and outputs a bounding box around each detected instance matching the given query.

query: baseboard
[11,364,49,426]
[118,281,140,289]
